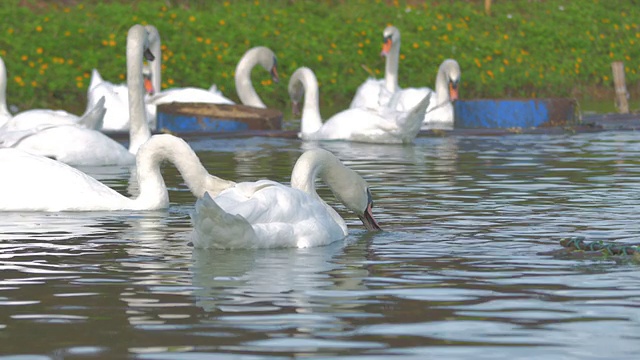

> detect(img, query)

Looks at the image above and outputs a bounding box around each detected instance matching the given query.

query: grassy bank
[1,0,639,118]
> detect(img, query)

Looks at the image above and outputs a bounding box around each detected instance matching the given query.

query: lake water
[1,131,640,359]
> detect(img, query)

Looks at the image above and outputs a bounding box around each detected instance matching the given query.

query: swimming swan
[0,56,105,131]
[289,67,432,144]
[397,59,461,130]
[348,26,461,130]
[0,24,155,166]
[190,148,381,249]
[0,134,235,212]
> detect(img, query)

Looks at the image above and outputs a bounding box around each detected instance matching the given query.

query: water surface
[1,131,640,359]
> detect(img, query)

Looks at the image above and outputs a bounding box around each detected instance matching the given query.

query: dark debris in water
[539,236,640,263]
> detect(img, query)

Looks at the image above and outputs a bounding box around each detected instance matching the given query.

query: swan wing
[190,180,347,249]
[349,78,384,110]
[76,96,105,130]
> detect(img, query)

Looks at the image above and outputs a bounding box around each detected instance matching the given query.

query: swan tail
[88,69,104,91]
[190,192,257,249]
[78,96,106,130]
[404,92,432,128]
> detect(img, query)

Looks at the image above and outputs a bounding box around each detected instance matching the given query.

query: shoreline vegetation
[1,0,639,119]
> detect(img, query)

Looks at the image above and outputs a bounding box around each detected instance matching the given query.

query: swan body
[0,24,154,166]
[289,67,431,144]
[143,26,279,122]
[0,134,235,212]
[190,148,381,249]
[0,56,104,131]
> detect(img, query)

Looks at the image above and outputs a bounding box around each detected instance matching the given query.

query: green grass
[1,0,639,118]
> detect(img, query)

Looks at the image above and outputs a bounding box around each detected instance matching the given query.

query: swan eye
[144,48,155,62]
[367,188,374,207]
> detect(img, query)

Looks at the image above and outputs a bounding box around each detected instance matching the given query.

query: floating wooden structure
[453,98,578,129]
[156,103,283,134]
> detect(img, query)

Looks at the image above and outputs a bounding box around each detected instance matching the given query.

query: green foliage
[1,0,639,116]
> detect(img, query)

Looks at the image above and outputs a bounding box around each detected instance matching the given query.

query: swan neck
[127,26,152,155]
[434,67,450,105]
[0,57,10,118]
[290,150,345,198]
[235,48,265,108]
[135,135,233,208]
[384,39,400,93]
[295,69,323,135]
[146,25,162,95]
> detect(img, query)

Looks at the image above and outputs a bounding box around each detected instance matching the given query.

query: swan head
[288,67,308,117]
[381,25,400,57]
[252,46,279,84]
[334,177,381,232]
[441,59,461,101]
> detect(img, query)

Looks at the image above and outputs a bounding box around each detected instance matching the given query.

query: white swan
[348,26,461,130]
[85,66,154,131]
[190,148,381,249]
[0,57,105,131]
[0,24,154,166]
[0,134,235,212]
[397,59,461,130]
[143,25,279,122]
[289,67,431,144]
[349,25,401,111]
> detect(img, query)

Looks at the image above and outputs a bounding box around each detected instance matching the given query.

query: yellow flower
[219,19,226,26]
[76,81,83,88]
[503,34,509,40]
[205,38,211,45]
[36,25,42,32]
[102,40,108,46]
[168,78,174,85]
[299,18,305,24]
[503,58,509,65]
[109,40,116,47]
[317,55,323,62]
[400,54,405,60]
[357,49,363,55]
[14,76,22,83]
[21,55,28,61]
[196,37,203,43]
[7,28,14,35]
[446,23,452,31]
[67,59,74,65]
[474,58,482,67]
[189,15,196,22]
[412,42,419,49]
[64,31,71,37]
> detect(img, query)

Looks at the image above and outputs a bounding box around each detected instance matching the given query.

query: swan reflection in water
[189,231,378,320]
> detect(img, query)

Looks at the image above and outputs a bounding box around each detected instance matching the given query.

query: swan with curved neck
[397,58,461,130]
[0,24,154,166]
[190,148,381,249]
[289,67,431,144]
[0,134,235,211]
[142,25,279,122]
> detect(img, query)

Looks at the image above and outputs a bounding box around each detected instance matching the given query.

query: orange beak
[144,77,154,95]
[449,82,459,101]
[380,38,392,56]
